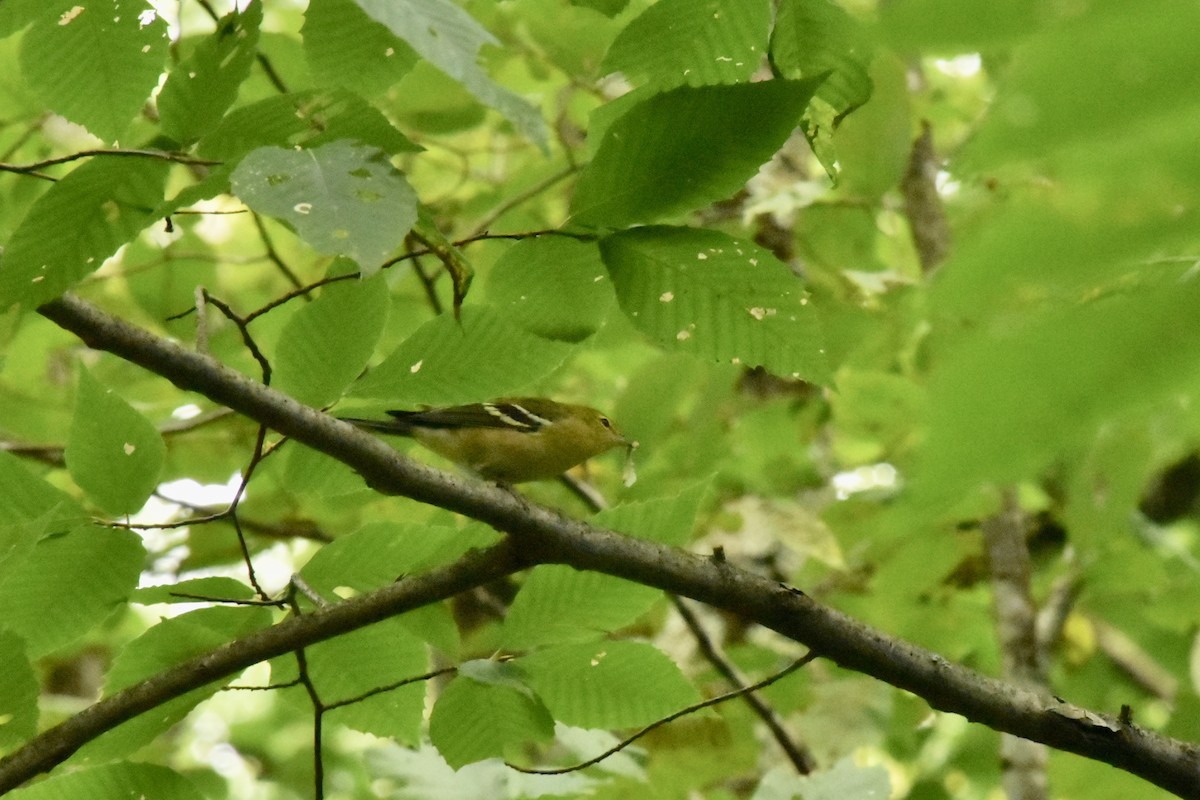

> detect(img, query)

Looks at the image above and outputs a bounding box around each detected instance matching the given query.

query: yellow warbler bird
[340,397,628,483]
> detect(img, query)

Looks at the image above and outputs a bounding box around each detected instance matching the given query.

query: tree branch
[19,293,1200,799]
[0,539,526,794]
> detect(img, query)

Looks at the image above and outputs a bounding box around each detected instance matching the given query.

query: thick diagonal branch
[11,293,1199,799]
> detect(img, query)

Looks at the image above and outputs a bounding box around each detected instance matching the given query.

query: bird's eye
[599,416,613,429]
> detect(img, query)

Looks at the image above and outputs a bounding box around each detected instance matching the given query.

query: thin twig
[252,213,305,290]
[0,148,221,175]
[507,654,816,775]
[201,291,273,384]
[671,596,815,774]
[325,666,458,711]
[285,588,327,800]
[467,165,579,238]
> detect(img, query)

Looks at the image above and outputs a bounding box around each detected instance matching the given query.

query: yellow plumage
[341,397,627,483]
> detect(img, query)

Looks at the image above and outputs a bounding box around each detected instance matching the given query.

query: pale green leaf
[0,450,85,530]
[301,522,500,594]
[230,141,418,274]
[133,576,256,606]
[0,0,42,38]
[957,2,1200,162]
[601,226,829,382]
[299,520,498,656]
[353,0,547,147]
[65,366,165,516]
[881,0,1038,49]
[282,444,370,498]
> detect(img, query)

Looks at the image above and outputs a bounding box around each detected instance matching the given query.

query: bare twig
[507,655,816,775]
[0,148,221,175]
[671,596,815,774]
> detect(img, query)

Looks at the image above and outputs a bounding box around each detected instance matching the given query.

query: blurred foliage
[1,0,1199,798]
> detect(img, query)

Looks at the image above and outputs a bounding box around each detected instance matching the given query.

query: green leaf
[281,444,368,498]
[0,0,42,38]
[485,237,615,342]
[0,524,142,658]
[501,485,708,648]
[301,522,500,595]
[273,620,428,743]
[920,280,1200,501]
[593,480,709,546]
[81,605,271,762]
[157,3,262,144]
[429,672,554,768]
[6,763,207,800]
[303,0,419,97]
[299,520,498,655]
[19,0,168,141]
[600,0,770,90]
[503,565,662,650]
[230,141,418,274]
[881,0,1038,51]
[601,226,829,382]
[771,0,873,122]
[0,156,170,310]
[353,0,547,148]
[65,366,166,516]
[522,640,701,729]
[198,90,421,162]
[960,3,1200,166]
[274,271,390,407]
[348,306,573,405]
[572,0,629,15]
[754,758,891,800]
[571,79,820,227]
[0,629,38,748]
[411,208,474,310]
[0,450,86,530]
[133,576,257,606]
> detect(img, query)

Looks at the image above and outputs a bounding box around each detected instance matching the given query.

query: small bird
[340,397,629,483]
